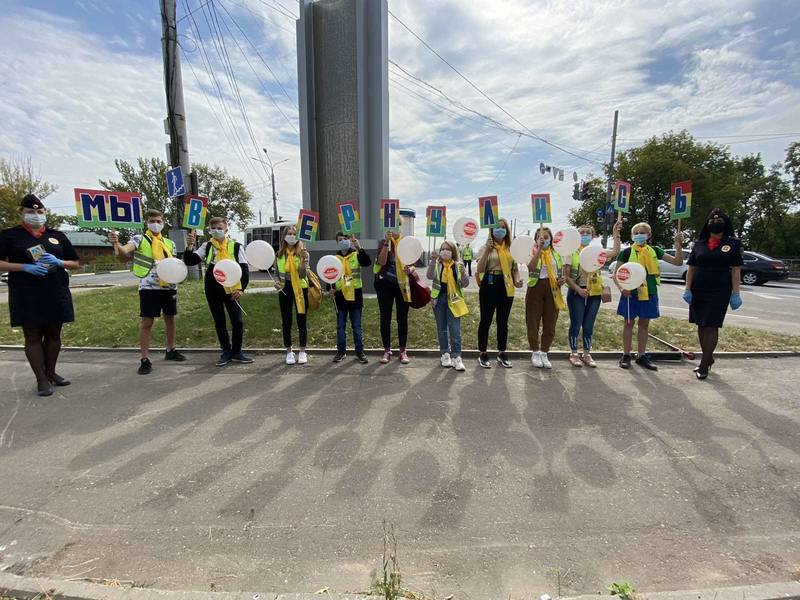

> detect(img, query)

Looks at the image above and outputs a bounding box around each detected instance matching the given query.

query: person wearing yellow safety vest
[564,221,621,368]
[183,217,252,367]
[525,227,566,370]
[274,225,310,365]
[476,217,523,369]
[461,242,474,277]
[329,231,372,364]
[614,221,684,371]
[375,227,415,364]
[427,240,470,372]
[109,209,186,375]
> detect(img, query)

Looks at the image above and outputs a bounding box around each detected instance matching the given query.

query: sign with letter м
[380,199,400,231]
[166,166,185,198]
[426,205,446,237]
[296,209,320,242]
[336,201,361,235]
[615,180,631,213]
[182,195,209,230]
[670,180,692,220]
[73,188,143,230]
[478,196,499,229]
[531,193,552,224]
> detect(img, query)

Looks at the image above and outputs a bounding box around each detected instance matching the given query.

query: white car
[608,248,688,282]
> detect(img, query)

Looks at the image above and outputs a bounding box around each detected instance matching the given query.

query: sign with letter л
[478,196,499,229]
[74,188,143,230]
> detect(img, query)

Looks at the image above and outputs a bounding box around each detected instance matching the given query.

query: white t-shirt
[132,234,177,291]
[192,240,248,265]
[538,252,558,279]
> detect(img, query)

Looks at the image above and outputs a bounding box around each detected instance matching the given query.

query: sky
[1,0,799,244]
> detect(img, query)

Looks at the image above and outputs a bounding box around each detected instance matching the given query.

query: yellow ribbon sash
[440,260,469,317]
[146,231,172,287]
[392,238,412,303]
[540,248,566,310]
[630,244,659,301]
[286,250,306,314]
[211,237,242,294]
[495,244,515,297]
[337,253,355,302]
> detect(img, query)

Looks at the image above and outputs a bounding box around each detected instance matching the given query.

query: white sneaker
[453,356,466,371]
[541,352,552,369]
[440,353,452,368]
[531,351,543,368]
[285,351,296,365]
[297,351,308,365]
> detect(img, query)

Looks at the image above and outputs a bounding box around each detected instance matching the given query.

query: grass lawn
[0,281,797,352]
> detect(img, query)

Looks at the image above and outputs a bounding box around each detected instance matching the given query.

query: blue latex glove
[730,293,742,310]
[38,253,64,268]
[22,263,49,276]
[682,289,692,304]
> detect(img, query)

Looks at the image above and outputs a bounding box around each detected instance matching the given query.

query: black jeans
[279,283,308,348]
[206,284,244,354]
[375,277,409,350]
[464,260,472,277]
[478,277,514,353]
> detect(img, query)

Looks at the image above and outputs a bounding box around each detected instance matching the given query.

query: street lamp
[250,149,290,223]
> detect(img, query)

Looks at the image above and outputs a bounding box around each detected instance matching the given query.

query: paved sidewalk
[0,350,799,599]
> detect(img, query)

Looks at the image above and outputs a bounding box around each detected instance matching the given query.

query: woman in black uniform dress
[683,208,743,380]
[0,194,80,396]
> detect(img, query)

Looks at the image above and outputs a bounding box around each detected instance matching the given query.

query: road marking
[746,292,782,300]
[660,305,758,319]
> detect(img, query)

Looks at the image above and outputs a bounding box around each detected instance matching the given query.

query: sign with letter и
[426,205,446,237]
[166,166,185,198]
[182,195,209,230]
[531,193,552,224]
[74,188,143,230]
[380,199,400,231]
[615,180,631,213]
[670,180,692,220]
[336,200,361,235]
[296,209,320,242]
[478,196,499,229]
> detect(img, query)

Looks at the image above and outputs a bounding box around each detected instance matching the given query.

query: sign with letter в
[336,200,361,235]
[182,195,209,230]
[380,199,400,231]
[478,196,499,229]
[615,180,632,213]
[531,193,552,224]
[670,180,692,220]
[73,188,143,230]
[296,209,320,242]
[426,205,446,237]
[166,166,185,198]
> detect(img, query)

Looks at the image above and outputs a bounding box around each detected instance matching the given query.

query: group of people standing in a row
[0,194,744,396]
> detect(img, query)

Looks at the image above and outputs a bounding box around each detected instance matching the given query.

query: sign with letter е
[181,195,209,230]
[531,193,552,224]
[380,199,400,231]
[74,188,143,230]
[166,166,185,198]
[426,205,446,237]
[478,196,499,229]
[615,180,631,213]
[296,209,320,242]
[670,180,692,220]
[336,200,361,235]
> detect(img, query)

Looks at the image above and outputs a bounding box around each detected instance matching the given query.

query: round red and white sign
[324,267,339,280]
[617,266,631,282]
[213,269,227,284]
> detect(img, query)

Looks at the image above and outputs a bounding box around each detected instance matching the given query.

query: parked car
[607,248,688,282]
[741,251,790,285]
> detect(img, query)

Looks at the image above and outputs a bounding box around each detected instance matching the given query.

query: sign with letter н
[74,188,143,230]
[336,200,361,235]
[380,199,400,231]
[670,180,692,220]
[615,180,632,214]
[181,195,209,231]
[531,193,552,224]
[296,209,320,242]
[166,166,185,198]
[426,205,446,237]
[478,196,499,229]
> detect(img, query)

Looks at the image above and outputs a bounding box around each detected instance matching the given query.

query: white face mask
[285,235,298,246]
[440,250,452,261]
[147,222,164,234]
[209,228,226,240]
[23,213,47,228]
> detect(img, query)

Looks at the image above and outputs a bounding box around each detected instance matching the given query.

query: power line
[490,133,522,185]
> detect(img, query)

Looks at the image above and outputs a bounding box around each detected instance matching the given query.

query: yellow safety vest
[527,251,563,287]
[430,262,465,300]
[276,254,309,288]
[132,234,176,278]
[335,251,363,291]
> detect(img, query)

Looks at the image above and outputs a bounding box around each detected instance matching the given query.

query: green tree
[785,141,800,198]
[567,177,607,231]
[0,157,60,229]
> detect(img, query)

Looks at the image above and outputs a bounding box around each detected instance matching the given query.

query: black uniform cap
[20,194,45,210]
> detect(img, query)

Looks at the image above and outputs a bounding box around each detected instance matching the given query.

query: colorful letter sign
[296,209,320,242]
[531,193,552,224]
[181,195,209,230]
[380,199,400,231]
[478,196,499,229]
[615,180,631,214]
[670,180,692,220]
[74,188,143,230]
[426,205,446,237]
[336,200,361,235]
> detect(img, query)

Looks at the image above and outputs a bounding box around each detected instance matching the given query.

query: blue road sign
[597,208,604,219]
[606,203,615,215]
[166,166,185,198]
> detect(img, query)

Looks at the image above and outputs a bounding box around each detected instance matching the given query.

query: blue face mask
[633,233,648,245]
[338,239,351,253]
[492,228,507,240]
[580,234,592,246]
[541,239,551,248]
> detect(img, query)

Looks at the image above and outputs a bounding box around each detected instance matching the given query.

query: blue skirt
[617,293,660,321]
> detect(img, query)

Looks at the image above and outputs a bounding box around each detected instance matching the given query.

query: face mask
[580,235,592,246]
[541,239,551,249]
[147,222,164,234]
[285,235,297,246]
[632,233,648,245]
[493,228,507,240]
[338,239,351,252]
[708,222,725,234]
[23,213,46,228]
[440,250,452,261]
[209,228,226,240]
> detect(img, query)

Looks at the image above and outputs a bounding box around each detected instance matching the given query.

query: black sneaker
[619,354,632,369]
[49,373,71,386]
[497,353,512,368]
[216,351,232,367]
[37,381,54,397]
[356,352,369,364]
[230,352,254,364]
[165,348,186,362]
[138,358,153,375]
[636,354,658,371]
[333,351,346,363]
[478,353,491,369]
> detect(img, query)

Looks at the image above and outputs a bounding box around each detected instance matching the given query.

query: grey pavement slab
[0,350,799,599]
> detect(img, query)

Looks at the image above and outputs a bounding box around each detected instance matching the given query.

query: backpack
[306,270,323,311]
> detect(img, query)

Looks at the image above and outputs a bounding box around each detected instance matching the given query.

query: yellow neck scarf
[146,231,171,287]
[540,248,566,310]
[440,260,468,317]
[631,244,659,301]
[392,237,411,303]
[577,246,604,297]
[286,249,306,314]
[440,259,455,289]
[337,252,355,302]
[211,237,242,294]
[495,244,515,297]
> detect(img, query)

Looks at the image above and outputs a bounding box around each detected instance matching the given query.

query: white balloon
[579,245,609,272]
[397,236,423,265]
[552,227,581,257]
[317,255,343,284]
[156,257,188,284]
[213,259,242,287]
[510,235,534,264]
[245,240,275,270]
[615,261,647,290]
[453,217,479,245]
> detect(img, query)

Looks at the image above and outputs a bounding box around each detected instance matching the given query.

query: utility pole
[251,150,289,223]
[602,110,619,247]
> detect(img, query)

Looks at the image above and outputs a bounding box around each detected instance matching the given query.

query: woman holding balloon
[427,240,470,371]
[374,227,417,364]
[525,227,566,369]
[275,225,310,365]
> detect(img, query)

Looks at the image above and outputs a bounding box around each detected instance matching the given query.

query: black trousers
[206,283,244,354]
[279,283,308,348]
[478,277,514,353]
[464,260,473,276]
[375,277,409,350]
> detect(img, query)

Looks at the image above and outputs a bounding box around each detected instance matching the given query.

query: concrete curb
[566,581,800,600]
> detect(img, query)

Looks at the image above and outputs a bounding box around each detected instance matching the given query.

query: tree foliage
[0,157,61,230]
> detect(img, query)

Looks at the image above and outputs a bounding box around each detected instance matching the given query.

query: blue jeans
[336,306,363,353]
[567,290,601,352]
[434,296,462,357]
